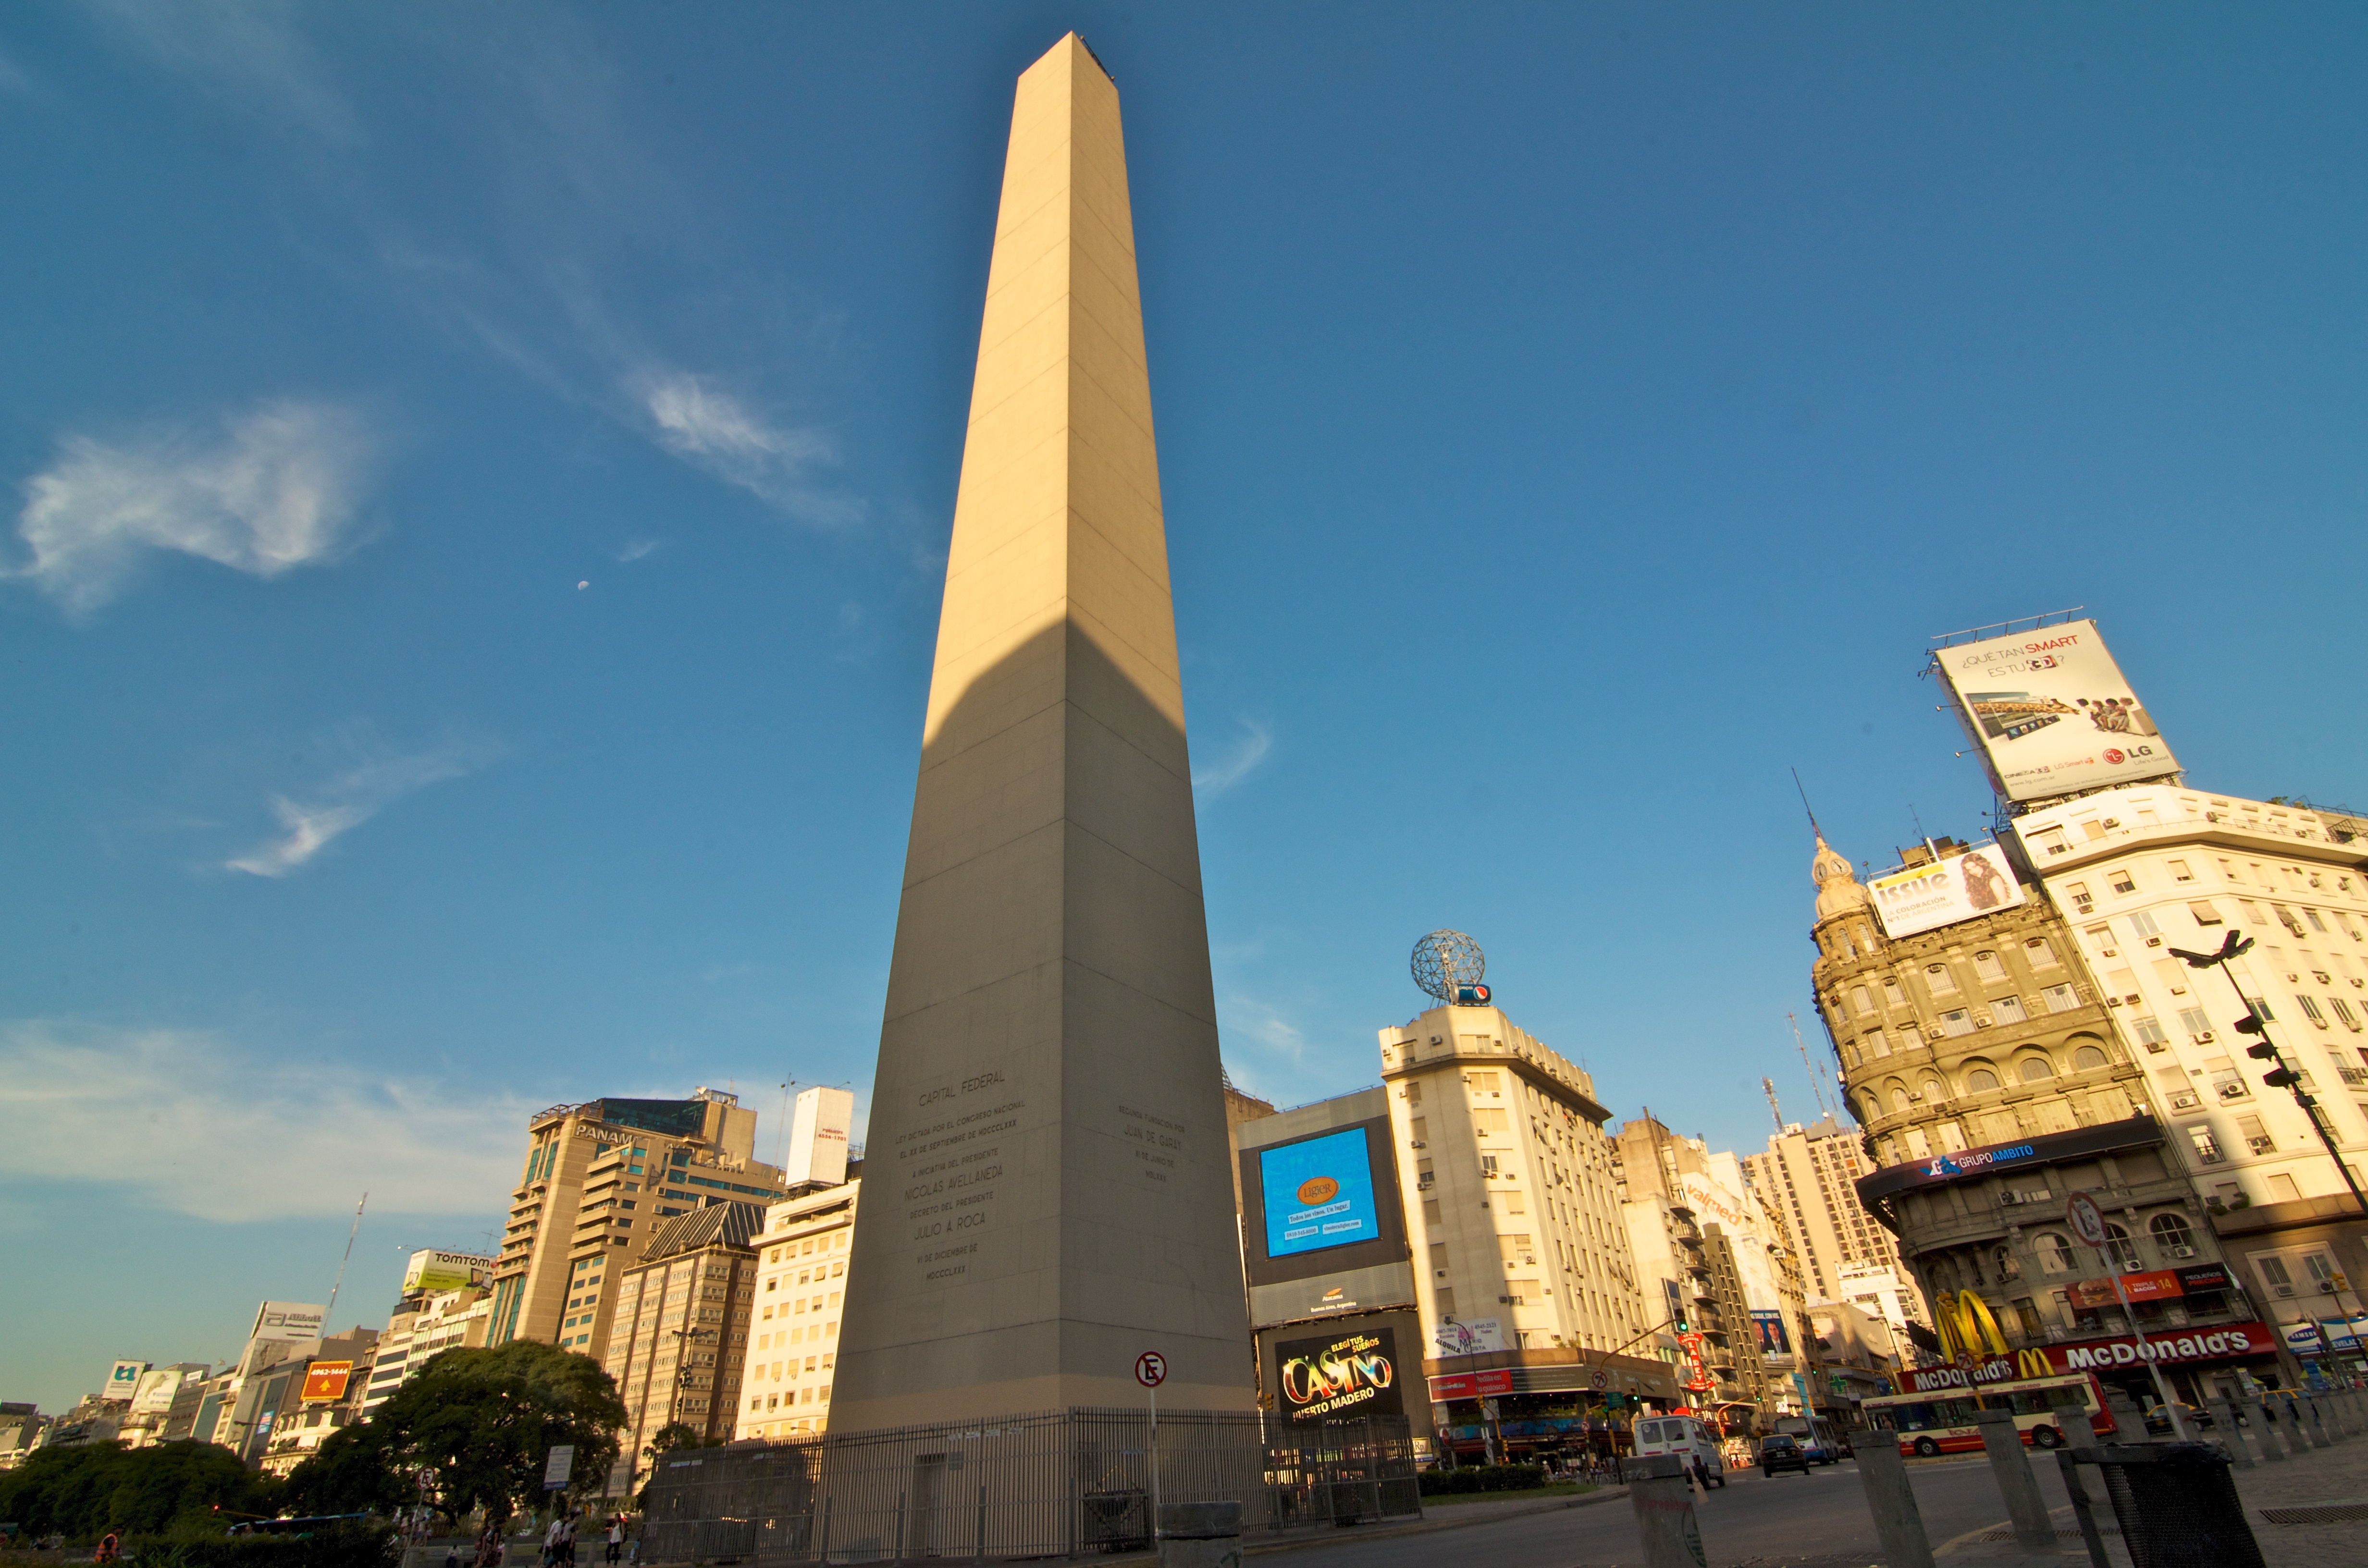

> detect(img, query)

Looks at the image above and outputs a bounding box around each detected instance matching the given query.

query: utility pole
[1763,1078,1785,1135]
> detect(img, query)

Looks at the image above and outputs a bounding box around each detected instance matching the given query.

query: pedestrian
[95,1533,122,1563]
[606,1518,625,1565]
[1690,1455,1710,1492]
[545,1514,567,1568]
[446,1544,461,1568]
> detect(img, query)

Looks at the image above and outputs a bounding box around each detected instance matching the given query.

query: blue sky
[3,4,2362,1413]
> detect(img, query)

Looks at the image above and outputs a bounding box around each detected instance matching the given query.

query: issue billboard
[1869,844,2027,938]
[1936,619,2178,802]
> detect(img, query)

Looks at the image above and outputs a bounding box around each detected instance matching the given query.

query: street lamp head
[2223,931,2252,958]
[2170,947,2218,968]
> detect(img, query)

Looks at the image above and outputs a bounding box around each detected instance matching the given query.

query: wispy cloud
[0,1020,529,1222]
[1221,994,1308,1065]
[86,0,352,136]
[635,370,854,525]
[1193,720,1274,796]
[227,734,495,877]
[615,537,661,563]
[9,400,374,615]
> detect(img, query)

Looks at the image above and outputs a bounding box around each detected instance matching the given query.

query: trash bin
[2059,1442,2262,1568]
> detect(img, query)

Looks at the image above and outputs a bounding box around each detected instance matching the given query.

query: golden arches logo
[1935,1291,2010,1360]
[2014,1348,2055,1379]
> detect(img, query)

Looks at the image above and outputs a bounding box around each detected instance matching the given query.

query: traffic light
[2264,1067,2302,1089]
[2236,1015,2266,1036]
[2245,1042,2278,1062]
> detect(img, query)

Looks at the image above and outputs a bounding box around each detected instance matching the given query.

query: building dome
[1812,827,1871,921]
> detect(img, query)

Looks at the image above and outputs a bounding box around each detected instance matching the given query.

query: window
[2257,1255,2294,1289]
[2019,1055,2055,1082]
[1890,1088,1912,1115]
[1941,1009,1976,1037]
[2188,1127,2224,1164]
[1993,994,2028,1025]
[1850,985,1875,1015]
[1883,978,1907,1006]
[2150,1213,2195,1256]
[1966,1066,2001,1092]
[2155,1067,2199,1111]
[2187,900,2225,926]
[2103,1224,2140,1271]
[1974,951,2008,983]
[2132,1015,2168,1045]
[2066,882,2094,912]
[2073,1043,2109,1070]
[2306,908,2329,933]
[2110,869,2137,894]
[2043,984,2080,1013]
[2026,937,2061,968]
[2179,1006,2212,1036]
[1927,964,1959,994]
[2168,860,2193,882]
[2274,905,2307,937]
[2086,923,2119,956]
[1865,1029,1892,1059]
[2237,1115,2273,1154]
[2036,1233,2077,1274]
[2298,995,2329,1028]
[2333,999,2361,1031]
[2130,911,2160,937]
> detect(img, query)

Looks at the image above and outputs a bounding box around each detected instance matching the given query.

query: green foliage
[641,1422,716,1462]
[1417,1462,1548,1495]
[275,1425,411,1519]
[356,1340,626,1526]
[121,1523,401,1567]
[0,1441,281,1541]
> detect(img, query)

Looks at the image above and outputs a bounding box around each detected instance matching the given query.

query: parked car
[2142,1401,2211,1435]
[1758,1434,1813,1477]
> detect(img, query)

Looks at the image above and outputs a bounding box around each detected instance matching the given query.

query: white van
[1630,1413,1727,1486]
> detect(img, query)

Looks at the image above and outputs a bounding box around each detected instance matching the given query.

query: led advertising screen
[300,1361,354,1403]
[1273,1326,1406,1424]
[1259,1128,1381,1260]
[1869,844,2028,938]
[1936,619,2178,802]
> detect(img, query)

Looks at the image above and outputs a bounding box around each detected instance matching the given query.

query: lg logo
[2102,744,2157,765]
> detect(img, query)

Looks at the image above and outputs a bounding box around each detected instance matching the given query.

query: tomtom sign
[1936,619,2180,804]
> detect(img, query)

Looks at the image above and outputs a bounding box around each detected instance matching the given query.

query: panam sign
[1869,845,2026,939]
[1936,619,2179,803]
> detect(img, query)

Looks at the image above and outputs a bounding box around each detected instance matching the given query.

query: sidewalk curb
[1241,1485,1632,1557]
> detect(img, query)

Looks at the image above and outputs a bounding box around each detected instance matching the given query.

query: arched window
[1965,1066,2001,1093]
[2019,1055,2056,1082]
[1890,1087,1913,1115]
[1923,1076,1947,1104]
[2072,1043,2109,1070]
[2103,1223,2140,1271]
[2035,1233,2077,1274]
[1926,963,1959,994]
[2150,1213,2195,1256]
[1973,951,2008,983]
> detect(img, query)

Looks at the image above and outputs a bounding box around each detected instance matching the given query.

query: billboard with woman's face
[1869,844,2026,938]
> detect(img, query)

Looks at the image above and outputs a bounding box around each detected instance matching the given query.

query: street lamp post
[2170,932,2368,1215]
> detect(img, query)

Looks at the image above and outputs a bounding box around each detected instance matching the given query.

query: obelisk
[829,35,1254,1428]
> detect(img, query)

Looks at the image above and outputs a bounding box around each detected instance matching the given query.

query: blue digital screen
[1259,1128,1381,1259]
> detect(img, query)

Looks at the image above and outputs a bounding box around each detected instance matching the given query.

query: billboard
[131,1369,187,1415]
[1273,1327,1406,1423]
[105,1360,148,1403]
[785,1086,854,1188]
[248,1301,326,1345]
[404,1250,497,1294]
[1869,845,2027,939]
[1936,619,2178,802]
[1431,1318,1505,1357]
[1752,1310,1792,1356]
[1258,1127,1382,1260]
[300,1361,355,1403]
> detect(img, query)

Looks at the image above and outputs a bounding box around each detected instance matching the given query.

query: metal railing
[636,1409,1420,1564]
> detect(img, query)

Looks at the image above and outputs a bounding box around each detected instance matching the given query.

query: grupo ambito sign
[1856,1117,2163,1207]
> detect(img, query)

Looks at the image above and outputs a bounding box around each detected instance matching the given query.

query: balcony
[2247,1137,2276,1154]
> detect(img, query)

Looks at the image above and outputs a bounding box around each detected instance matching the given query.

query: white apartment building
[361,1288,493,1414]
[1744,1116,1916,1314]
[735,1179,861,1440]
[1378,1004,1647,1352]
[2010,784,2368,1209]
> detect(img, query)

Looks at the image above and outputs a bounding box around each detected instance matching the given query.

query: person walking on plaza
[605,1518,624,1565]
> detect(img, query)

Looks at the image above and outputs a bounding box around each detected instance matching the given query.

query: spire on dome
[1811,823,1871,922]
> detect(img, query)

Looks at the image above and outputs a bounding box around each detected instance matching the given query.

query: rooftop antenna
[773,1079,797,1169]
[1787,1013,1835,1120]
[1791,768,1819,833]
[1762,1077,1785,1134]
[324,1193,367,1328]
[1909,803,1938,863]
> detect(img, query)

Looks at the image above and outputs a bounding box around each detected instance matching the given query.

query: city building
[1233,1089,1428,1452]
[735,1176,861,1441]
[1613,1115,1801,1433]
[362,1287,494,1415]
[1809,824,2273,1402]
[489,1090,786,1364]
[256,1330,377,1476]
[0,1405,45,1470]
[1375,1001,1677,1461]
[2006,783,2368,1381]
[1744,1115,1916,1313]
[605,1202,766,1464]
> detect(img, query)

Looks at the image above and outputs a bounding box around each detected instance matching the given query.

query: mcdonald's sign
[1935,1291,2010,1361]
[2015,1348,2054,1380]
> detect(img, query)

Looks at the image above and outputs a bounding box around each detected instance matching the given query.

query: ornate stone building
[1808,827,2274,1402]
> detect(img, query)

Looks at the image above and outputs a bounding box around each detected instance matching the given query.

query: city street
[1262,1458,2071,1568]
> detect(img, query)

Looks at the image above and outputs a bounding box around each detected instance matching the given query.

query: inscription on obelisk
[828,34,1255,1429]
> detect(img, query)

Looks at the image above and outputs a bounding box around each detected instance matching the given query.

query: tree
[0,1441,279,1541]
[364,1342,626,1527]
[277,1423,412,1519]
